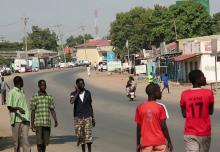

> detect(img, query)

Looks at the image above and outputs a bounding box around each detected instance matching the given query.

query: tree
[212,12,220,34]
[110,1,214,60]
[0,41,23,51]
[65,34,93,47]
[27,26,58,51]
[110,7,154,59]
[169,0,213,39]
[60,54,72,62]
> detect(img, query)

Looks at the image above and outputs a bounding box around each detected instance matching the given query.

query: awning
[173,54,201,62]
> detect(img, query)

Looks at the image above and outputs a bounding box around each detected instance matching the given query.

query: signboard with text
[107,61,122,71]
[135,65,147,74]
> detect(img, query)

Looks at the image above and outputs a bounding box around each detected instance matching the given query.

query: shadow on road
[0,135,78,151]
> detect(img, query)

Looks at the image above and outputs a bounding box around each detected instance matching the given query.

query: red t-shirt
[135,101,168,147]
[180,88,214,136]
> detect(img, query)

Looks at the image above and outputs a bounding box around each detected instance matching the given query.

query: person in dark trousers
[31,80,58,152]
[180,70,214,152]
[135,83,173,152]
[1,76,10,105]
[70,78,95,152]
[6,76,31,152]
[162,73,170,93]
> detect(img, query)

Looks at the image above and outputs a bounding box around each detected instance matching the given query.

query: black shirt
[71,90,93,118]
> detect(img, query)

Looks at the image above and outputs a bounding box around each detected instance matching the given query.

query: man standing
[70,78,95,152]
[180,70,214,152]
[6,76,31,152]
[31,80,58,152]
[1,77,10,105]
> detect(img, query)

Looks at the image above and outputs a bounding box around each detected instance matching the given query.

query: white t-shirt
[79,91,85,102]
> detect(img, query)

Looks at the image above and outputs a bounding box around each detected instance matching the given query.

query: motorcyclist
[126,76,137,96]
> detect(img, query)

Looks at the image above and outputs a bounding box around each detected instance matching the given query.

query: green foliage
[110,1,214,60]
[0,41,23,51]
[66,34,93,47]
[60,54,72,62]
[212,12,220,34]
[27,26,58,51]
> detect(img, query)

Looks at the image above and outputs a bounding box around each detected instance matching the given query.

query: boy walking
[70,78,95,152]
[180,70,214,152]
[6,76,31,152]
[31,80,58,152]
[135,83,173,152]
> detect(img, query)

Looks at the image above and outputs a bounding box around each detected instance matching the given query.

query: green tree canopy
[0,41,23,51]
[212,12,220,34]
[65,34,93,47]
[27,26,58,51]
[110,0,214,60]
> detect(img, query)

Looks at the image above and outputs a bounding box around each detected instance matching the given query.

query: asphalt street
[7,68,220,152]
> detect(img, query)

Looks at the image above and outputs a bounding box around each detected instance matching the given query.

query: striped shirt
[6,87,30,125]
[31,93,55,127]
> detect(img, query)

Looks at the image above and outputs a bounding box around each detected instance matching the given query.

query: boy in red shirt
[180,70,214,152]
[135,83,173,152]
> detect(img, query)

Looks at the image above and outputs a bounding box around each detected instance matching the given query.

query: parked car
[1,67,12,76]
[68,62,76,68]
[59,62,68,68]
[98,61,107,71]
[25,66,32,72]
[83,60,91,66]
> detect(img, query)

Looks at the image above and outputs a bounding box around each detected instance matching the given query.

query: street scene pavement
[0,68,220,152]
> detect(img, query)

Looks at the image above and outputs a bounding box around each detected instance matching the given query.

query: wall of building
[77,48,99,64]
[179,57,201,82]
[201,54,220,83]
[76,46,114,64]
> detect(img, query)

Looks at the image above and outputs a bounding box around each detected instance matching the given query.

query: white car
[59,62,68,68]
[67,62,76,68]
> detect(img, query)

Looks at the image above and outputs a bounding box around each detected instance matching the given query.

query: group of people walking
[4,76,95,152]
[1,69,215,152]
[136,69,214,152]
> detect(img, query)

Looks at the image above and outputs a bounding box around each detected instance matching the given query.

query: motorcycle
[126,87,136,101]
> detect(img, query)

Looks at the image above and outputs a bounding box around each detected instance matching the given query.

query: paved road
[7,68,220,152]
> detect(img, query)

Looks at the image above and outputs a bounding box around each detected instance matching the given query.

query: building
[75,39,113,64]
[173,35,220,83]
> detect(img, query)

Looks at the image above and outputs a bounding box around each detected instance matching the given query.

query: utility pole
[22,17,29,59]
[173,20,178,41]
[126,40,130,73]
[56,24,66,63]
[80,25,87,60]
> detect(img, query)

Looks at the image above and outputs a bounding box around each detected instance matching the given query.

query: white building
[176,35,220,83]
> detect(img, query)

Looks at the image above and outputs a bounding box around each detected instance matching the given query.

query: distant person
[153,73,161,85]
[1,77,10,105]
[147,72,153,83]
[100,63,103,72]
[162,73,169,93]
[70,78,95,152]
[135,83,173,152]
[31,80,58,152]
[6,76,31,152]
[87,65,91,77]
[94,62,97,71]
[180,70,214,152]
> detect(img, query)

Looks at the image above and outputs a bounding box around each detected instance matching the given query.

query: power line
[0,20,21,27]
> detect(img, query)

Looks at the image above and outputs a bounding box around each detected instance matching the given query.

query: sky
[0,0,219,42]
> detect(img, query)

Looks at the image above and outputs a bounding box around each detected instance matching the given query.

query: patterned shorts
[74,117,93,145]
